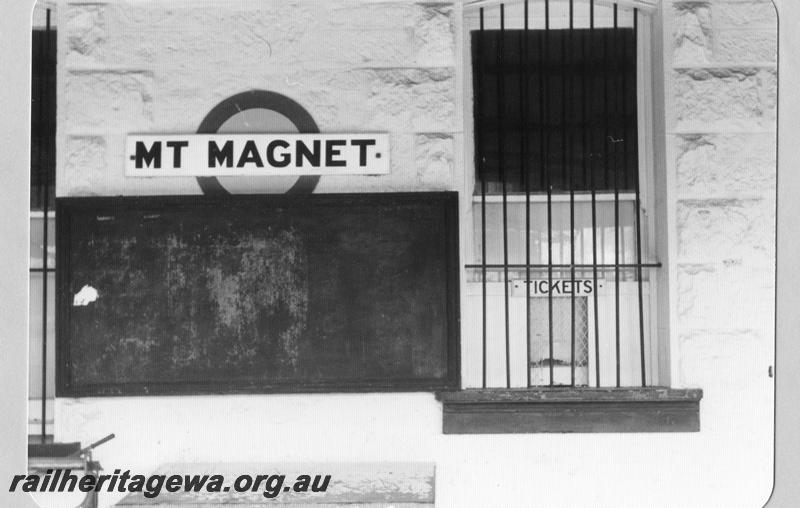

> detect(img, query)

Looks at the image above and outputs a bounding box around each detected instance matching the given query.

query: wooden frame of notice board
[55,192,460,397]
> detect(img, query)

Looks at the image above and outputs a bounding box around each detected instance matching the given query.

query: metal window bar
[588,0,601,387]
[633,9,647,386]
[545,0,554,387]
[567,0,575,387]
[522,0,532,389]
[479,8,488,388]
[499,4,511,389]
[613,3,621,387]
[470,0,649,389]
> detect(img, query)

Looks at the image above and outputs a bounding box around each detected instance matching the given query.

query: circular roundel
[195,90,320,195]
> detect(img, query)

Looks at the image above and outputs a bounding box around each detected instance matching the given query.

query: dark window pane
[31,28,56,211]
[472,28,638,193]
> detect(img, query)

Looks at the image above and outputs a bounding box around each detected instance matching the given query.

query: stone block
[148,86,213,133]
[673,2,713,65]
[61,71,154,131]
[100,2,302,69]
[298,28,414,67]
[673,68,776,132]
[102,28,212,73]
[415,134,454,186]
[676,262,774,333]
[676,198,775,265]
[318,1,416,30]
[674,133,776,198]
[410,68,457,131]
[61,136,106,195]
[288,68,456,133]
[204,4,309,68]
[713,29,777,63]
[64,4,106,67]
[711,1,777,29]
[412,4,456,66]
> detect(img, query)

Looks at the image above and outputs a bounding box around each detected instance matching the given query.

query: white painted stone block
[299,28,414,67]
[415,134,454,186]
[148,86,214,133]
[676,198,775,264]
[62,70,154,131]
[674,133,776,198]
[64,4,105,67]
[61,136,106,195]
[673,2,712,65]
[713,29,777,63]
[287,68,456,133]
[676,262,774,334]
[411,4,456,67]
[673,68,776,132]
[711,1,777,29]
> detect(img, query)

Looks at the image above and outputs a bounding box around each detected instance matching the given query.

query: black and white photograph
[2,0,794,506]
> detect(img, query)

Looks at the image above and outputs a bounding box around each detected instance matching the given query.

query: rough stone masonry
[57,0,458,196]
[670,0,776,422]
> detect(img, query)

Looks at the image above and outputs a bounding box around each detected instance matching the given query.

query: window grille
[467,0,656,389]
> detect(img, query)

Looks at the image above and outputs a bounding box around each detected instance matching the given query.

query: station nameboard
[125,134,390,177]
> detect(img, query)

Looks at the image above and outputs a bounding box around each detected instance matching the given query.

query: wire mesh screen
[530,296,588,385]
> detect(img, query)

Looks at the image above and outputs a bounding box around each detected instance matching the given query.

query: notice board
[56,193,459,396]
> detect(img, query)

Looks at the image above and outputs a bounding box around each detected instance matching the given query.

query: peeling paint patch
[73,285,100,306]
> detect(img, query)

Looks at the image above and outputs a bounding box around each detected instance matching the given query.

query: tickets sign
[512,279,603,297]
[125,134,390,177]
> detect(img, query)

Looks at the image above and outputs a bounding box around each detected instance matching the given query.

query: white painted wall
[55,0,460,197]
[54,1,776,506]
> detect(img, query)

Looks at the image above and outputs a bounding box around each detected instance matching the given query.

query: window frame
[29,210,56,438]
[440,0,701,434]
[458,0,665,389]
[30,17,56,442]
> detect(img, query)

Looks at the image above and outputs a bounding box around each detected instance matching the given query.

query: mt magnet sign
[125,134,390,177]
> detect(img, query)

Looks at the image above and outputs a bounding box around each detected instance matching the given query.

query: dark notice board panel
[56,193,460,396]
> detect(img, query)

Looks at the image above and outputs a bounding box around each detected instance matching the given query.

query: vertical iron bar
[499,4,511,389]
[613,3,621,387]
[40,9,51,442]
[632,9,647,386]
[523,0,532,388]
[568,0,576,387]
[589,0,601,387]
[479,8,488,389]
[545,0,554,386]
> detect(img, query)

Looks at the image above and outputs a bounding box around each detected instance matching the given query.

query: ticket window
[464,198,654,388]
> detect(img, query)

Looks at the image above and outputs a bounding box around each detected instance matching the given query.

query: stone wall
[56,0,459,197]
[668,0,776,482]
[53,1,778,506]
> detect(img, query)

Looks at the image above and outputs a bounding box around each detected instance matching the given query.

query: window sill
[436,387,702,434]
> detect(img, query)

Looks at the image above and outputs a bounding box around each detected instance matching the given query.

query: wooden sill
[436,387,703,434]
